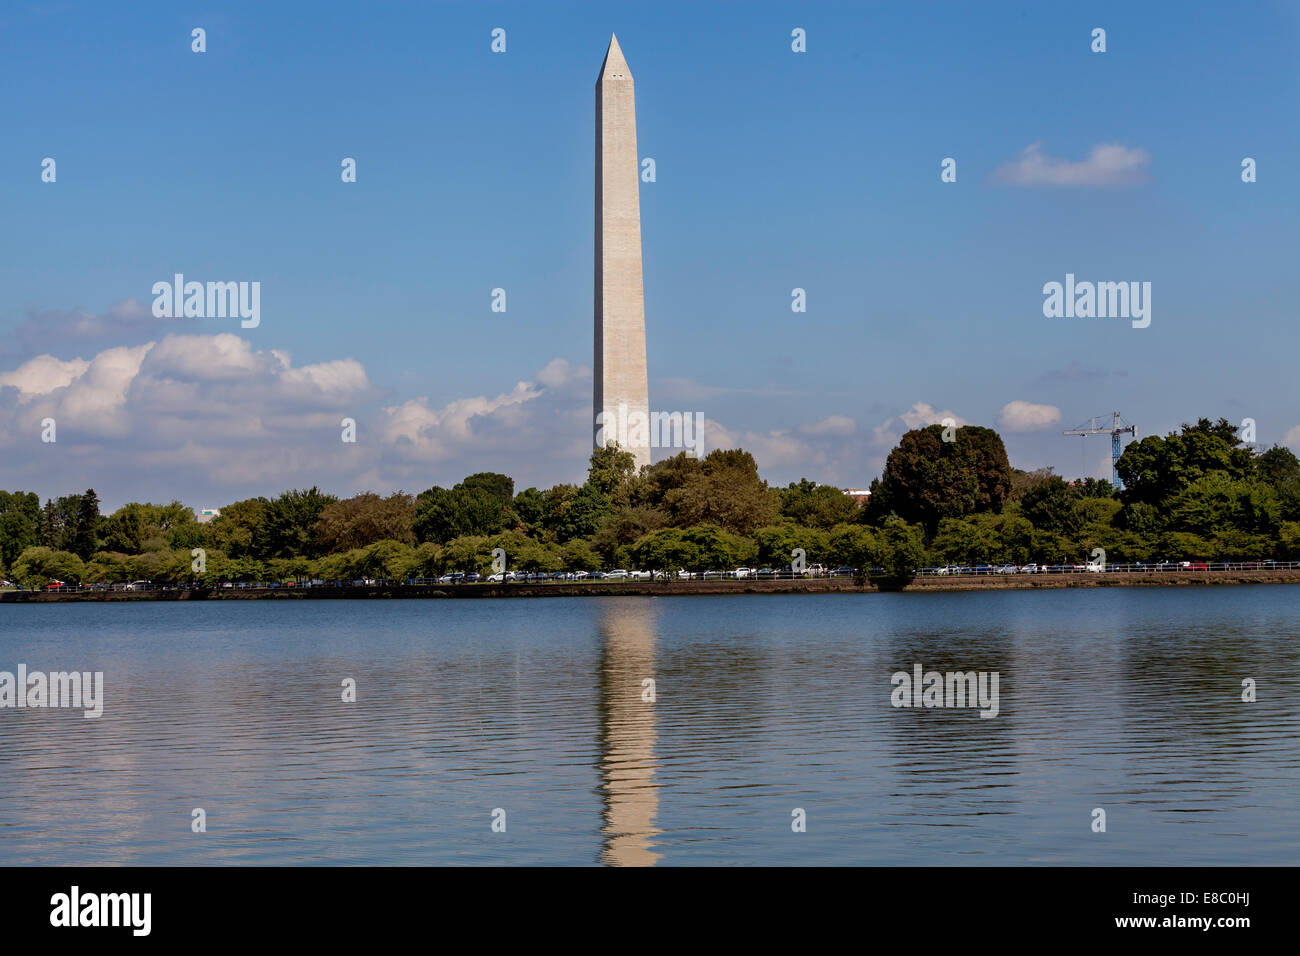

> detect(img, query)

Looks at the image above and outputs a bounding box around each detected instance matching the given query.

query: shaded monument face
[594,34,651,471]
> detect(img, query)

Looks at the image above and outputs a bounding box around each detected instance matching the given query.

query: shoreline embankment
[4,569,1300,602]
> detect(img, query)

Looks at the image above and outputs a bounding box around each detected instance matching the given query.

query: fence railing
[13,560,1300,593]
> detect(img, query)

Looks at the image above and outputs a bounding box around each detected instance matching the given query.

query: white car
[1020,564,1039,574]
[606,569,628,580]
[629,570,651,580]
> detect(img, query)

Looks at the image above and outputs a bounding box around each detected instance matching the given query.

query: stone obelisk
[594,34,651,471]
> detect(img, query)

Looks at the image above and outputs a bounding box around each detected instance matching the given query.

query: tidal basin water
[1,587,1297,866]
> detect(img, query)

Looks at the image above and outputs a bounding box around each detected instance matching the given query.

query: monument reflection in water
[597,602,661,865]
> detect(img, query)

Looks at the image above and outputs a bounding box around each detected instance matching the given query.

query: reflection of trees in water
[1119,627,1292,750]
[876,630,1020,814]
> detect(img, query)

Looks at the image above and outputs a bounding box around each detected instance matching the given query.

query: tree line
[2,416,1298,588]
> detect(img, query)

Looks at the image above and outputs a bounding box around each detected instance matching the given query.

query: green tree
[630,528,699,573]
[1256,445,1300,487]
[440,536,493,574]
[313,492,416,553]
[587,445,638,502]
[561,485,615,542]
[1020,476,1081,536]
[561,538,603,572]
[509,487,547,532]
[880,517,925,580]
[10,546,86,587]
[1167,474,1280,539]
[658,449,778,535]
[778,479,859,529]
[752,524,808,567]
[204,498,270,559]
[826,524,886,570]
[1277,521,1300,560]
[678,524,739,572]
[1181,416,1243,446]
[414,480,509,544]
[1117,431,1253,509]
[263,487,337,558]
[869,425,1013,533]
[0,491,41,572]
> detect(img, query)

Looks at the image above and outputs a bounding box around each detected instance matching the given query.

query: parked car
[606,569,628,580]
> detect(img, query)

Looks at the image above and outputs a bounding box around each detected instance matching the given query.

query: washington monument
[594,34,652,471]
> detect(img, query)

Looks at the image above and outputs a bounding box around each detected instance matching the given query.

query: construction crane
[1063,412,1137,489]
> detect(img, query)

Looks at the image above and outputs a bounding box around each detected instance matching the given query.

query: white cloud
[872,401,966,448]
[799,414,856,437]
[2,297,185,358]
[991,141,1150,187]
[1284,425,1300,451]
[998,400,1062,432]
[0,335,918,502]
[0,355,91,399]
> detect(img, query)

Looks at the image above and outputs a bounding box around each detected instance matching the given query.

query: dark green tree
[868,425,1013,533]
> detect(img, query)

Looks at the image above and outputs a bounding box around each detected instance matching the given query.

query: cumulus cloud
[998,400,1062,432]
[799,415,856,437]
[871,401,966,448]
[2,297,185,358]
[0,331,948,503]
[0,355,91,398]
[0,334,379,501]
[1284,425,1300,451]
[990,141,1151,187]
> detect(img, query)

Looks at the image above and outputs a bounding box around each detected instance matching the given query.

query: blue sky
[1,1,1297,508]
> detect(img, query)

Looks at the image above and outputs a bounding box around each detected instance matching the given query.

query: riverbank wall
[5,569,1300,602]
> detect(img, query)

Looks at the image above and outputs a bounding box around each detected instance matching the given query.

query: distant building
[842,488,871,505]
[195,508,221,524]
